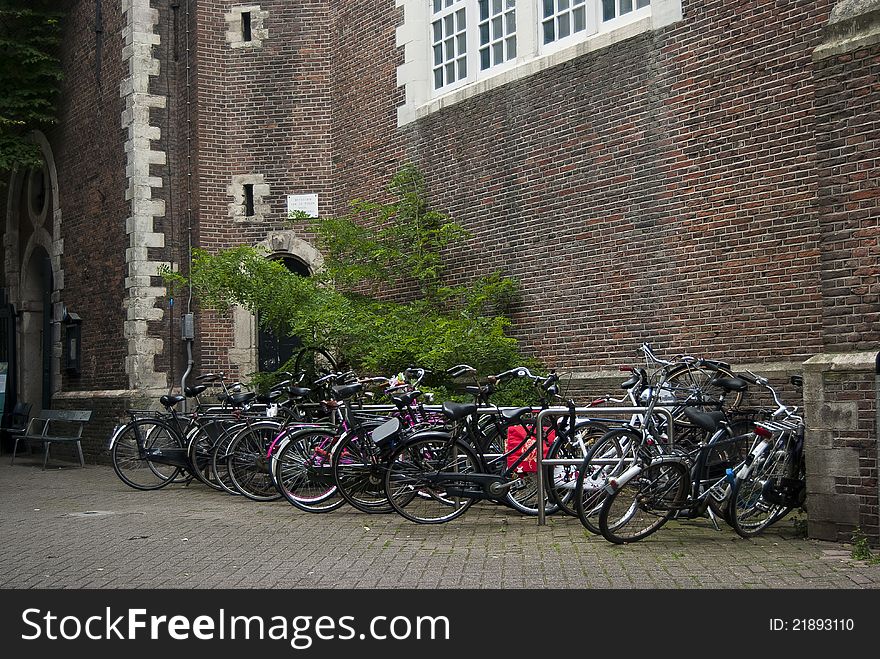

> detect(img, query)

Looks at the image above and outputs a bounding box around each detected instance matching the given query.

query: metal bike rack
[534,406,676,526]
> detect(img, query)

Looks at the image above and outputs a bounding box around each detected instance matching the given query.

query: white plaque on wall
[287,193,319,218]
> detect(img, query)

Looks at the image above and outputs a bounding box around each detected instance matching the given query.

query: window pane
[621,0,633,14]
[636,0,649,6]
[492,16,502,38]
[543,18,554,43]
[543,0,554,19]
[444,14,453,32]
[433,20,442,42]
[559,0,569,10]
[457,33,466,52]
[445,37,454,59]
[445,62,455,81]
[558,13,570,39]
[493,0,502,14]
[602,0,615,21]
[479,0,489,21]
[506,35,516,58]
[493,41,503,65]
[434,44,443,66]
[434,68,443,89]
[456,8,466,30]
[506,10,516,33]
[480,22,490,44]
[480,47,490,70]
[433,0,442,14]
[573,6,585,31]
[508,0,516,8]
[457,57,466,79]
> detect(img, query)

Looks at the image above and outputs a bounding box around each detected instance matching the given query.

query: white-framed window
[430,0,519,92]
[397,0,682,124]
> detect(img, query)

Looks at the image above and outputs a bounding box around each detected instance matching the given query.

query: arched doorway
[257,255,310,372]
[19,246,53,409]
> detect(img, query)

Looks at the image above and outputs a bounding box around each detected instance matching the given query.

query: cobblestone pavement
[2,462,879,589]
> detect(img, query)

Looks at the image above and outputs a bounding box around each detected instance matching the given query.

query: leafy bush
[165,165,540,399]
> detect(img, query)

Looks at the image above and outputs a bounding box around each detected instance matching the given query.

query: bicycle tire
[274,427,345,512]
[210,422,247,496]
[546,420,609,517]
[332,428,394,513]
[574,427,641,534]
[727,442,793,538]
[599,458,690,544]
[111,418,184,490]
[226,420,284,501]
[185,419,232,491]
[665,362,743,427]
[384,434,479,524]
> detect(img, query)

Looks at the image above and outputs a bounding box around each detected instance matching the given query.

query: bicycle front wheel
[227,421,284,501]
[599,459,690,544]
[727,444,792,537]
[111,419,184,490]
[574,427,641,534]
[332,430,394,513]
[274,428,345,513]
[384,435,479,524]
[546,420,608,517]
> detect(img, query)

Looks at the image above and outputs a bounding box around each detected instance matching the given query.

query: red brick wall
[54,0,129,390]
[814,43,880,351]
[391,0,833,370]
[193,0,334,378]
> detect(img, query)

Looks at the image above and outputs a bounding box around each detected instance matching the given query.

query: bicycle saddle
[332,383,363,400]
[160,394,186,408]
[442,401,477,421]
[288,386,312,399]
[682,407,727,432]
[227,392,257,407]
[709,376,749,392]
[502,407,531,423]
[392,391,421,407]
[184,384,208,397]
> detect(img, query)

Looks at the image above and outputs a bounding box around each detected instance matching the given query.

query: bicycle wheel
[332,430,394,513]
[274,427,345,512]
[211,422,246,496]
[111,419,184,490]
[665,362,743,425]
[547,420,608,517]
[727,443,792,538]
[599,458,690,544]
[574,427,641,534]
[227,420,284,501]
[384,435,479,524]
[185,419,232,491]
[698,423,754,523]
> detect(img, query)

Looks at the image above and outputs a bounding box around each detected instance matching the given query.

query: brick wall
[53,0,129,391]
[813,43,880,350]
[328,0,833,373]
[192,0,335,380]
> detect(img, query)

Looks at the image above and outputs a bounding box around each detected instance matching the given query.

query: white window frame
[396,0,682,126]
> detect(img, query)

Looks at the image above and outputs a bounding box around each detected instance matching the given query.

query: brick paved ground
[1,461,879,589]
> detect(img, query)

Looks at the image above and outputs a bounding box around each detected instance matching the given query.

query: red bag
[505,424,555,474]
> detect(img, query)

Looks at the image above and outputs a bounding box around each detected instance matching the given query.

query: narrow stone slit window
[243,183,255,216]
[241,11,252,42]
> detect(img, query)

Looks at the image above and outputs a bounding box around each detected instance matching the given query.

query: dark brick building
[1,0,877,542]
